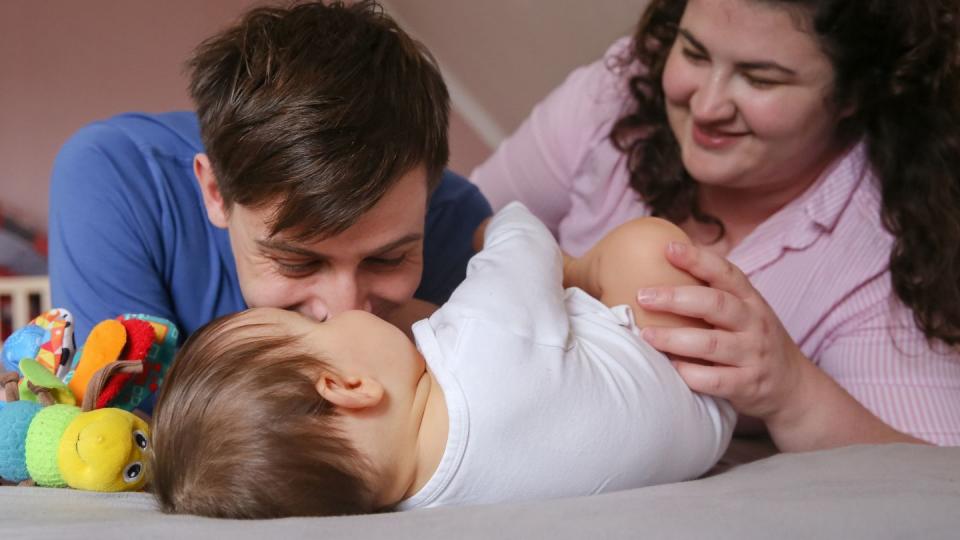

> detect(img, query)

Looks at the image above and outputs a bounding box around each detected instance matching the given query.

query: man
[48,2,490,360]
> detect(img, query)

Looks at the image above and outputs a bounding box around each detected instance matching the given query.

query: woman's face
[662,0,848,195]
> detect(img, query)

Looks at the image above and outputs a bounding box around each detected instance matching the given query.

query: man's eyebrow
[364,233,423,257]
[256,239,317,257]
[677,28,797,76]
[256,232,423,259]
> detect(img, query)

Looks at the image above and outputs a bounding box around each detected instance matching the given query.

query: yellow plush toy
[60,407,150,491]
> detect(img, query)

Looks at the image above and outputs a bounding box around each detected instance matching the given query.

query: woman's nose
[690,72,736,123]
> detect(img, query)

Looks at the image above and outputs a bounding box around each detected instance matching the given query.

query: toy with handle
[0,309,179,491]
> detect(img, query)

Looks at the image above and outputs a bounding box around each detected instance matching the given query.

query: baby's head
[151,307,431,518]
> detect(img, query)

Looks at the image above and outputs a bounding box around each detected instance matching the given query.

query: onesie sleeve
[48,123,177,344]
[434,202,569,347]
[469,38,634,235]
[815,300,960,446]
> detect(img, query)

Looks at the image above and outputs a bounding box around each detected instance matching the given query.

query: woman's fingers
[670,360,740,399]
[665,242,755,299]
[641,327,743,366]
[637,285,750,329]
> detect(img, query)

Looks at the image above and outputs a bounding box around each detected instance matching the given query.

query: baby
[150,202,734,518]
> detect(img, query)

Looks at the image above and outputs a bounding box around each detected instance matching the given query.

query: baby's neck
[404,367,448,499]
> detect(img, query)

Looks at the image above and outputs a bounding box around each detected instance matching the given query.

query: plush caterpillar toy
[0,399,150,491]
[0,309,178,491]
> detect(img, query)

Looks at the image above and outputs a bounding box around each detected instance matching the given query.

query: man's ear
[315,370,384,410]
[194,153,229,229]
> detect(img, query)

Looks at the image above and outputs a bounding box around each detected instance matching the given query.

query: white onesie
[399,202,734,510]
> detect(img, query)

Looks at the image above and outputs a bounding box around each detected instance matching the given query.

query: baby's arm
[442,202,569,342]
[568,219,735,474]
[563,218,708,329]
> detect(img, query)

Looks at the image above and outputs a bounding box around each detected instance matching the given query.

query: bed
[0,443,958,539]
[2,277,959,538]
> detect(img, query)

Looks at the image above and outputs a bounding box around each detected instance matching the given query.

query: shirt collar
[800,140,870,232]
[730,140,870,275]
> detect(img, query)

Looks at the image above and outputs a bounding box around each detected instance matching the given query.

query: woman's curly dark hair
[611,0,960,346]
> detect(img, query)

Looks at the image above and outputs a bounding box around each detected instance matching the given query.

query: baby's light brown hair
[151,312,376,518]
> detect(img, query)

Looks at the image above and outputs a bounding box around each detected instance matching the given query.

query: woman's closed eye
[743,74,782,89]
[682,48,709,63]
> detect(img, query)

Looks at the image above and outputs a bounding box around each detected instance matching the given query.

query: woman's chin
[682,159,741,188]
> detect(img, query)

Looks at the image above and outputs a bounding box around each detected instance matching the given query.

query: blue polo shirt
[49,112,492,346]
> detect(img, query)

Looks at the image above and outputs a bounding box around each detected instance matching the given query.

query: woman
[471,0,960,450]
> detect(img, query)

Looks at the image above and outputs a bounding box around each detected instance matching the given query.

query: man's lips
[691,123,748,149]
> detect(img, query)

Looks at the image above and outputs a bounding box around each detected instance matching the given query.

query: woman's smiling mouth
[691,123,748,150]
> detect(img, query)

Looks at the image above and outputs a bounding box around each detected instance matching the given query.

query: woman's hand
[635,241,926,451]
[635,241,809,425]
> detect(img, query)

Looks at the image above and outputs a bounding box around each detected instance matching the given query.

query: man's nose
[300,272,372,321]
[690,71,736,123]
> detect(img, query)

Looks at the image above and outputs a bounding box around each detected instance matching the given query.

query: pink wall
[0,0,490,233]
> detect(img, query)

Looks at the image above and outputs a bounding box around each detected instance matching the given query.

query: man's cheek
[374,268,421,303]
[241,276,302,309]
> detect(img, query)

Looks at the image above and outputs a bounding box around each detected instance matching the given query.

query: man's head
[151,307,435,518]
[188,1,449,320]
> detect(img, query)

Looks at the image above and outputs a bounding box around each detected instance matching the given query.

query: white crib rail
[0,275,51,341]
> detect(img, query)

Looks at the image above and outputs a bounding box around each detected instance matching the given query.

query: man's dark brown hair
[188,0,450,241]
[150,313,377,518]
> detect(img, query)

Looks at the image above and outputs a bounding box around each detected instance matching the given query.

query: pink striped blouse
[470,38,960,445]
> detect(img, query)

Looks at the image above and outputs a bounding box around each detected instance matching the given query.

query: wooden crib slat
[0,275,51,340]
[10,292,29,333]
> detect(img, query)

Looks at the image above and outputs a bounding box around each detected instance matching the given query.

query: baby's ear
[315,371,384,410]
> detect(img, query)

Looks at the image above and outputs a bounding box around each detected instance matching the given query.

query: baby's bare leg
[563,218,707,329]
